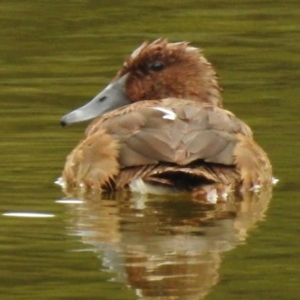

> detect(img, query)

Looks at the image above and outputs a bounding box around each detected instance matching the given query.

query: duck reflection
[63,189,272,299]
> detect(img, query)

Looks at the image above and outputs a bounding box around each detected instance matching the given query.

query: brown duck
[60,39,272,197]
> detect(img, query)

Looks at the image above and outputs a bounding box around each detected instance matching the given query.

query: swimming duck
[60,39,272,196]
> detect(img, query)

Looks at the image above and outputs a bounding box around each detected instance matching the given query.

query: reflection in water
[60,189,272,299]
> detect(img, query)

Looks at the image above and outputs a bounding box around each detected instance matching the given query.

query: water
[0,1,299,299]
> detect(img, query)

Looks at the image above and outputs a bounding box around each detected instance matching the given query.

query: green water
[0,1,299,299]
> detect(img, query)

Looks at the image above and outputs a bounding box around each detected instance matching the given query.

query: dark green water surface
[0,1,299,299]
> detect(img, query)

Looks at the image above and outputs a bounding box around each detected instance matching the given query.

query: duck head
[61,39,222,126]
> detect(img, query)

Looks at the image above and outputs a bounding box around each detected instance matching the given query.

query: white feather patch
[153,107,177,120]
[207,189,218,204]
[129,178,176,195]
[129,179,148,194]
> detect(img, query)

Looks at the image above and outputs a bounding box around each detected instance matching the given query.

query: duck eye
[150,61,165,72]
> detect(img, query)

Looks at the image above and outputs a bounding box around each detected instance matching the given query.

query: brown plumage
[61,39,272,196]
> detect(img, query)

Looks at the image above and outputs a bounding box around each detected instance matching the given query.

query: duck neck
[192,56,223,107]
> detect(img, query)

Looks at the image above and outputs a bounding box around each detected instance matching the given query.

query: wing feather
[86,99,252,168]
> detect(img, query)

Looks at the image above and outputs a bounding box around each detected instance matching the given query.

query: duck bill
[61,74,130,126]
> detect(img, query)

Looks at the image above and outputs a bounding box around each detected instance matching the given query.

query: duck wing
[89,98,253,167]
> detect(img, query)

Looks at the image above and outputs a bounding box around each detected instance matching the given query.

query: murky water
[0,1,299,299]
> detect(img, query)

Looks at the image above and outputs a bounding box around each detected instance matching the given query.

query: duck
[60,39,273,197]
